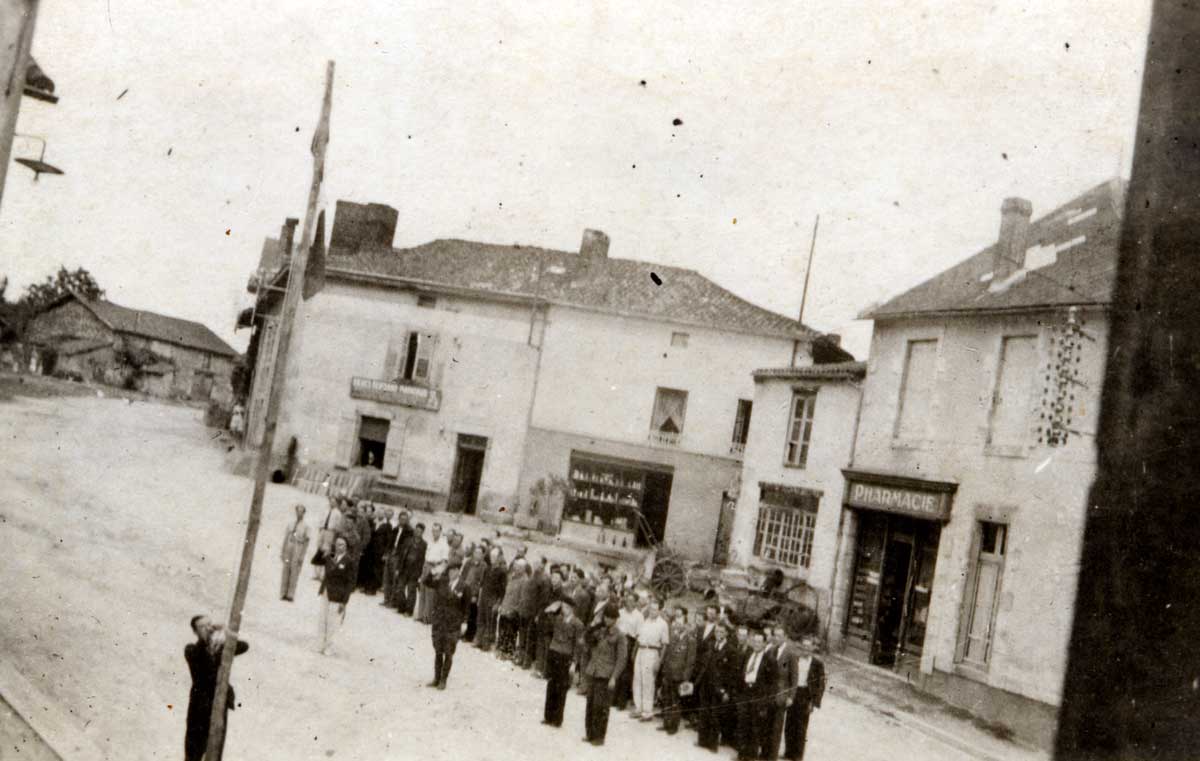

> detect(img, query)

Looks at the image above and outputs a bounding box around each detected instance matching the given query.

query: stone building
[829,178,1123,747]
[245,201,851,561]
[24,292,237,403]
[728,360,865,636]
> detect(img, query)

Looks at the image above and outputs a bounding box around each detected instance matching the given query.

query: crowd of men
[294,494,827,761]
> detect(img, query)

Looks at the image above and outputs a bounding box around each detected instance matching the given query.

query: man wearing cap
[428,558,466,689]
[657,606,697,734]
[582,605,628,747]
[542,600,584,728]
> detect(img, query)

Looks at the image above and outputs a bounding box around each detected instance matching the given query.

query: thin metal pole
[204,60,334,761]
[798,214,820,324]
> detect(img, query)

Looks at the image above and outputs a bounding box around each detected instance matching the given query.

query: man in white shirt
[425,522,450,564]
[418,523,449,622]
[631,599,670,720]
[614,592,643,710]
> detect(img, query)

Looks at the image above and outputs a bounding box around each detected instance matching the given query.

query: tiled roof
[327,239,823,341]
[71,296,237,357]
[753,361,866,382]
[865,178,1126,319]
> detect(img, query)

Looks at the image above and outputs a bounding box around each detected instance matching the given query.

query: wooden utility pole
[797,214,819,324]
[205,60,334,760]
[1054,2,1200,757]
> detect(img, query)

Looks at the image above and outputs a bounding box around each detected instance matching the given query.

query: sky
[0,1,1153,358]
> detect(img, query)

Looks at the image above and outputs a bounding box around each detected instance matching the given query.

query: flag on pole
[303,209,326,300]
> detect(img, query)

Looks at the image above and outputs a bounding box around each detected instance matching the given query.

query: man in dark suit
[363,509,395,595]
[382,510,410,608]
[399,523,427,615]
[764,625,800,761]
[736,629,778,761]
[582,605,628,747]
[694,622,737,752]
[520,558,552,671]
[697,604,721,653]
[784,638,826,761]
[719,624,748,750]
[428,559,466,689]
[184,616,249,761]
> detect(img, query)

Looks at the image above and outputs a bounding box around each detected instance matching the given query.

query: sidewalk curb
[0,660,105,761]
[826,654,1018,761]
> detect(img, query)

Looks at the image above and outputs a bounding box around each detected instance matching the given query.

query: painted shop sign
[845,479,953,521]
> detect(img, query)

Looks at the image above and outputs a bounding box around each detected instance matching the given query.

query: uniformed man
[582,605,628,746]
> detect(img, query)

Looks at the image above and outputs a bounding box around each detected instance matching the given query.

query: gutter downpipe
[518,262,548,525]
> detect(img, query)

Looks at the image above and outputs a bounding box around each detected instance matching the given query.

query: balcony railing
[729,441,746,457]
[350,376,440,411]
[647,430,680,447]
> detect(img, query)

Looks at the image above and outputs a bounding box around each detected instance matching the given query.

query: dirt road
[0,392,1037,760]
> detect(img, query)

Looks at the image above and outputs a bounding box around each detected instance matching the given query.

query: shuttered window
[895,339,938,440]
[784,391,816,468]
[959,521,1007,667]
[988,335,1037,447]
[386,330,440,385]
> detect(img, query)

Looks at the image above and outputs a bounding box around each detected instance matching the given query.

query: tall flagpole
[205,60,334,761]
[798,214,820,324]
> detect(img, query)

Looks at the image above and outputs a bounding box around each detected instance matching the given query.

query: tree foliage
[21,266,104,312]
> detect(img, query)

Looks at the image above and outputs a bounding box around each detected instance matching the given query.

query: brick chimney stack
[280,217,299,262]
[992,197,1033,282]
[580,228,610,259]
[329,201,399,252]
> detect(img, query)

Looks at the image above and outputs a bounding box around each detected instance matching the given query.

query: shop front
[559,450,674,551]
[840,469,957,673]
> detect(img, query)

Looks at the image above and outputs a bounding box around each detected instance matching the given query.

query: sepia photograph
[2,1,1198,760]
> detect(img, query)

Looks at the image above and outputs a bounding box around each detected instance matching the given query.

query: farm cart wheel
[651,556,687,598]
[778,602,817,640]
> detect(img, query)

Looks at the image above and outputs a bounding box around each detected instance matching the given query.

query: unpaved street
[1,392,1029,760]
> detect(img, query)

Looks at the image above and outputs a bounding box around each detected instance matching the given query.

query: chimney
[992,197,1033,282]
[330,201,399,252]
[580,228,610,259]
[280,217,299,262]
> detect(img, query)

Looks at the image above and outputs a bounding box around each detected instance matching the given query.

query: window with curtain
[650,387,688,441]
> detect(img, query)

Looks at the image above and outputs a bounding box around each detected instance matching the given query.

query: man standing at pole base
[205,59,335,761]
